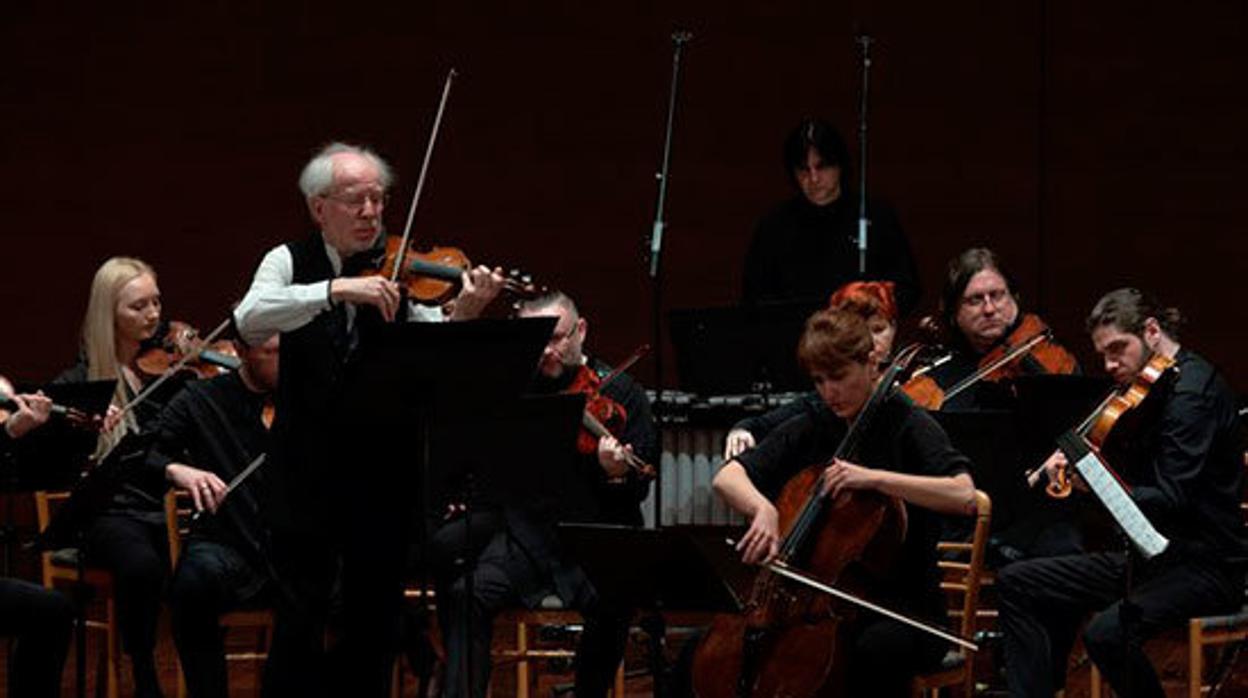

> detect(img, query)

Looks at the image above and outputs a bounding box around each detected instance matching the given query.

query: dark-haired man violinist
[999,288,1247,698]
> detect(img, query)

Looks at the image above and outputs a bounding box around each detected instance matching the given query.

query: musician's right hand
[723,429,756,460]
[330,276,401,322]
[166,463,228,513]
[737,502,780,566]
[102,404,124,433]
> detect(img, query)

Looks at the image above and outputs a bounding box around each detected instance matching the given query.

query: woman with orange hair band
[723,280,899,460]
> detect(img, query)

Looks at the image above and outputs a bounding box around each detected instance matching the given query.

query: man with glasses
[431,290,658,698]
[917,247,1079,411]
[234,142,505,697]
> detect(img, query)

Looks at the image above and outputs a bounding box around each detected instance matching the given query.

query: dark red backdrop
[3,2,1246,390]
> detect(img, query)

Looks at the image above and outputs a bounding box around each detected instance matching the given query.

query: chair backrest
[164,489,197,568]
[33,490,71,587]
[937,489,992,647]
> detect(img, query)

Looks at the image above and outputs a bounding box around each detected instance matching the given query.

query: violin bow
[94,316,233,463]
[596,344,651,393]
[941,329,1050,404]
[390,68,458,285]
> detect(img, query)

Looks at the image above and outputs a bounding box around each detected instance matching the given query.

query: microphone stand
[647,29,691,530]
[855,32,872,274]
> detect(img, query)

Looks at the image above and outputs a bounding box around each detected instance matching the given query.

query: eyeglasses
[961,288,1011,310]
[321,190,389,212]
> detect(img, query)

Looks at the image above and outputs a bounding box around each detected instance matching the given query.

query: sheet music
[1056,431,1169,559]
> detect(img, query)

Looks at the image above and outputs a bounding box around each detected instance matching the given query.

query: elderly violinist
[431,289,658,698]
[233,142,505,697]
[711,308,975,697]
[998,288,1247,698]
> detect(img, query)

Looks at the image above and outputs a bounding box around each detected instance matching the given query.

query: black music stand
[337,316,567,695]
[557,524,743,698]
[668,302,817,395]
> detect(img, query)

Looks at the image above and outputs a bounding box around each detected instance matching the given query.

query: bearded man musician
[711,308,976,697]
[233,142,505,697]
[431,289,658,698]
[144,336,279,698]
[999,288,1247,698]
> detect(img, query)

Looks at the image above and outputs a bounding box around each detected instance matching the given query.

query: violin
[566,356,656,481]
[1029,352,1177,498]
[691,345,971,696]
[363,237,541,306]
[902,313,1077,409]
[136,320,240,379]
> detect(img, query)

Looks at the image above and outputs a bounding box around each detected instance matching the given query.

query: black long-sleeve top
[144,371,270,562]
[742,196,921,316]
[734,393,972,622]
[52,361,186,522]
[532,357,659,527]
[1109,349,1246,564]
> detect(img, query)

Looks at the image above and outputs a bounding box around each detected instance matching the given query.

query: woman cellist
[708,308,976,696]
[724,280,899,460]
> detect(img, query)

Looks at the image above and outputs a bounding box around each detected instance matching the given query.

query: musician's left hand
[3,392,53,438]
[448,265,506,320]
[821,458,877,499]
[597,434,632,481]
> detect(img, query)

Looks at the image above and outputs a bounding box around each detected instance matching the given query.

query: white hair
[297,142,394,197]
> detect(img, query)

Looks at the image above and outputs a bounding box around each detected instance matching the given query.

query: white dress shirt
[234,239,444,346]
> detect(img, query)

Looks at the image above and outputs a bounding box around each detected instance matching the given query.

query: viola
[136,320,241,379]
[1030,352,1177,498]
[691,345,969,696]
[902,313,1077,409]
[566,362,656,481]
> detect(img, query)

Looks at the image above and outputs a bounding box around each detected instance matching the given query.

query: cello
[690,345,974,697]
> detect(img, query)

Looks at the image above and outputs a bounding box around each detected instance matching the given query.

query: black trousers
[844,614,948,698]
[261,527,340,698]
[998,549,1242,698]
[433,516,630,698]
[169,539,269,698]
[0,578,73,698]
[85,513,169,698]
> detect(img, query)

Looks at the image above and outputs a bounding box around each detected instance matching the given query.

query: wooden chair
[912,489,992,698]
[33,489,123,698]
[166,490,274,698]
[493,598,626,698]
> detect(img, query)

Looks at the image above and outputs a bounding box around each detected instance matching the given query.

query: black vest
[267,235,351,532]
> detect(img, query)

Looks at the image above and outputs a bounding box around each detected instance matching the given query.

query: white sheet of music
[1058,432,1170,559]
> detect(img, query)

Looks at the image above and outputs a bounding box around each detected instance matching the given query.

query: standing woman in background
[54,256,186,698]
